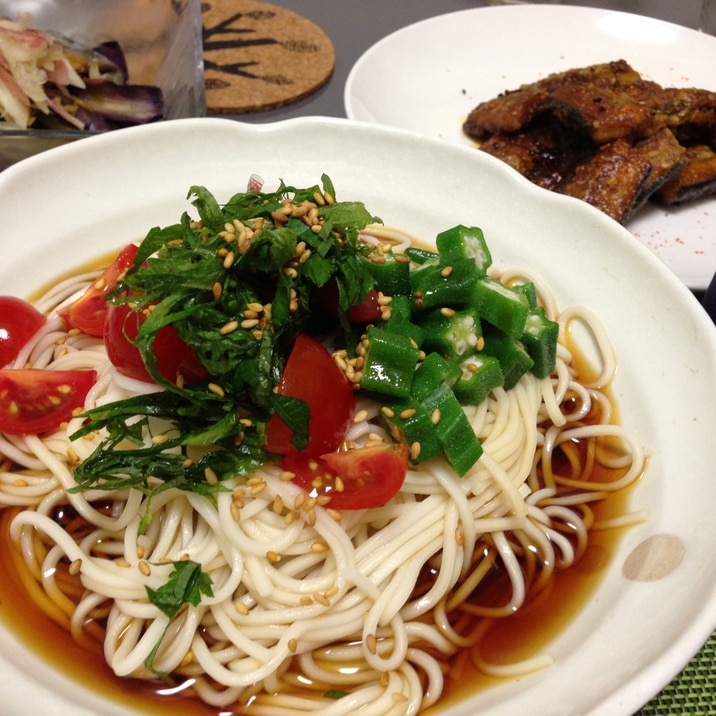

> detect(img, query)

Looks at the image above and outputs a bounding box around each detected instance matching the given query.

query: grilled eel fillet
[463,60,716,223]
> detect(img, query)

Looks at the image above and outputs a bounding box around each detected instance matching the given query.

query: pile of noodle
[0,228,646,715]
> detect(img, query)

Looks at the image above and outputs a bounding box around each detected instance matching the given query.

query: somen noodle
[0,193,646,715]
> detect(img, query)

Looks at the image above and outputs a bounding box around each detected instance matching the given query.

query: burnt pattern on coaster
[202,1,335,113]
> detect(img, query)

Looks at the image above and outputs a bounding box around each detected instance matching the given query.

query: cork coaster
[202,0,336,113]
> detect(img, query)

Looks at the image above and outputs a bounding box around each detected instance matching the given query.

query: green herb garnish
[144,560,214,678]
[70,175,381,497]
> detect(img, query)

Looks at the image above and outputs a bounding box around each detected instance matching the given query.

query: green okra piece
[480,324,534,390]
[381,400,442,465]
[366,253,411,297]
[435,225,492,275]
[521,307,559,379]
[410,352,462,403]
[411,258,481,312]
[417,307,482,362]
[420,382,483,476]
[453,354,504,406]
[472,276,531,339]
[359,325,420,399]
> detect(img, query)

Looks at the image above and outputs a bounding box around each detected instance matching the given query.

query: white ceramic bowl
[0,117,715,715]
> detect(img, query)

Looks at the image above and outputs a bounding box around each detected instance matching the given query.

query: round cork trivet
[201,0,335,113]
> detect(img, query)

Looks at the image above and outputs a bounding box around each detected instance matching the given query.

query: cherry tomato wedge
[265,334,354,457]
[0,296,46,367]
[285,443,409,510]
[104,303,208,385]
[60,244,138,337]
[0,368,96,435]
[314,283,383,324]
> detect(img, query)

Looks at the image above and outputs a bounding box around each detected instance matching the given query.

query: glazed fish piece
[656,144,716,204]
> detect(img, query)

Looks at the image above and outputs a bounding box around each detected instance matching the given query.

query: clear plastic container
[0,0,206,169]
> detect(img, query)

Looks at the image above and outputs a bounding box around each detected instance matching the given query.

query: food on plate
[0,176,646,713]
[463,60,716,223]
[0,14,163,131]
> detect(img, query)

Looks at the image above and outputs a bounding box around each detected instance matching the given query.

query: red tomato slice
[103,303,208,385]
[315,283,383,324]
[0,296,46,367]
[60,244,138,337]
[285,443,408,510]
[265,334,354,457]
[348,289,382,324]
[0,368,97,435]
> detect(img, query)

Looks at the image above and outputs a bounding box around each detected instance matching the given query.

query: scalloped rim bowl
[1,117,715,715]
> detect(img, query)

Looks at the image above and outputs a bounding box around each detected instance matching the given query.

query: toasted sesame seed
[223,251,236,269]
[116,559,131,568]
[467,362,478,373]
[235,601,250,615]
[151,434,171,445]
[440,266,454,278]
[266,551,281,563]
[311,541,329,553]
[440,307,456,317]
[314,592,330,606]
[294,493,306,510]
[230,502,241,521]
[136,545,146,559]
[272,495,284,514]
[400,408,416,419]
[335,476,345,493]
[392,693,409,703]
[306,509,316,527]
[410,442,421,460]
[300,596,313,606]
[220,320,239,335]
[366,633,377,654]
[68,558,82,576]
[381,406,395,418]
[455,527,465,546]
[288,638,298,652]
[208,383,225,399]
[280,470,296,482]
[326,508,342,523]
[477,336,486,350]
[66,447,80,464]
[284,511,296,525]
[324,585,339,598]
[138,560,151,576]
[13,479,27,487]
[249,480,266,496]
[204,467,219,485]
[431,407,441,425]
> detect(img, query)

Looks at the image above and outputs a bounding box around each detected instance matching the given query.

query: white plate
[344,5,716,290]
[1,117,716,715]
